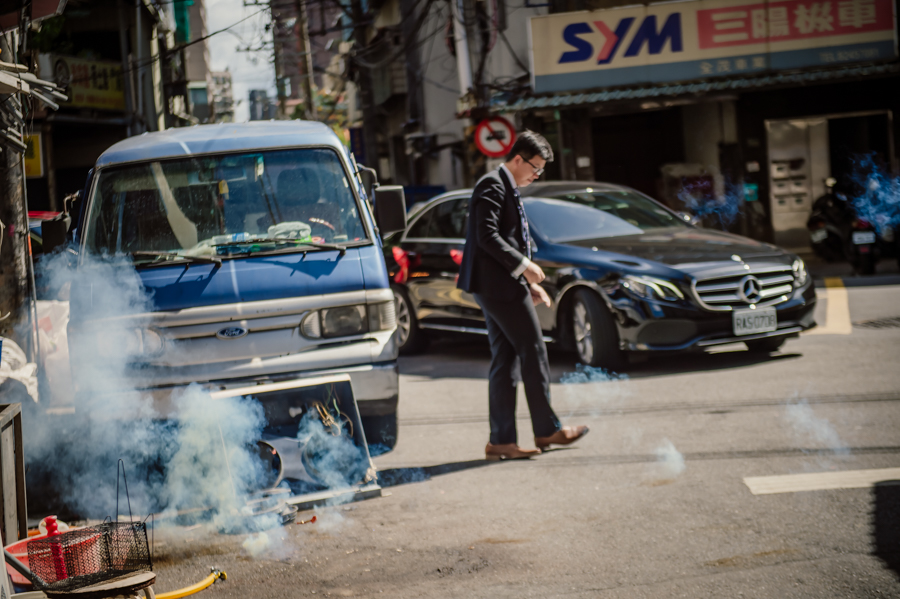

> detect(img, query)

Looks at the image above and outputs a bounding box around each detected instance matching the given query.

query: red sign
[474,117,516,158]
[697,0,893,49]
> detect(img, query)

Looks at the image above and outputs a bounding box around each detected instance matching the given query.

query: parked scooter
[807,177,878,275]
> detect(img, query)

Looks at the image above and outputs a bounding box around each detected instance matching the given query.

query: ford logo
[216,326,248,340]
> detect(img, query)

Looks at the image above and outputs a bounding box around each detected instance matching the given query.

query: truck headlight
[621,275,684,302]
[321,305,367,338]
[301,301,398,340]
[792,258,808,287]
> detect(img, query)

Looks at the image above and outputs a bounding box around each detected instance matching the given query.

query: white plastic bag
[36,300,74,405]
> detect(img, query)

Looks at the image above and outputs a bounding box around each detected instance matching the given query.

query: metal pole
[135,0,144,127]
[296,0,318,121]
[450,0,472,96]
[20,143,40,369]
[351,0,379,171]
[117,0,136,136]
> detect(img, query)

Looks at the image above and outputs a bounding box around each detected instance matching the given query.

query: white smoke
[25,248,268,522]
[556,364,630,420]
[784,399,850,457]
[654,438,686,479]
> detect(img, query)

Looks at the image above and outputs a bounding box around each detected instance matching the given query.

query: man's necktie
[513,188,531,260]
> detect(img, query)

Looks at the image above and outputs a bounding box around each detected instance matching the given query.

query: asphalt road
[152,272,900,598]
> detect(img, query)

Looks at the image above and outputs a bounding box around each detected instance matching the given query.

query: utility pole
[0,32,32,356]
[350,0,378,171]
[294,0,318,120]
[400,0,424,185]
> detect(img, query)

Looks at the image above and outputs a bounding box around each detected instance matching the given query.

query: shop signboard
[40,55,126,111]
[24,134,43,178]
[529,0,897,93]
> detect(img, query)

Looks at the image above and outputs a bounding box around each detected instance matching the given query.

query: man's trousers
[474,288,561,445]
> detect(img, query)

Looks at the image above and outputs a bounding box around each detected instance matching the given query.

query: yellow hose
[156,569,227,599]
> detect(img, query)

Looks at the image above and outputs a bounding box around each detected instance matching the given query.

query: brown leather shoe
[535,425,590,450]
[485,443,541,461]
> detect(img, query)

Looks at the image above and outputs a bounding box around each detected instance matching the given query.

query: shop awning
[493,62,900,112]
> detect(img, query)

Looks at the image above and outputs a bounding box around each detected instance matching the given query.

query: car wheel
[745,337,786,353]
[361,413,397,456]
[571,289,624,370]
[392,284,426,354]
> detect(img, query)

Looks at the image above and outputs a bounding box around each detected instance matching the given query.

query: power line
[64,7,270,86]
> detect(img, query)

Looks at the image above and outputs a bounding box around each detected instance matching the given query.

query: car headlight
[792,258,808,287]
[300,301,397,340]
[621,275,684,302]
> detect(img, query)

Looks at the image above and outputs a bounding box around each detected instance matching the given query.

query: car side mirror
[677,211,701,226]
[358,166,378,200]
[374,186,407,237]
[41,214,72,254]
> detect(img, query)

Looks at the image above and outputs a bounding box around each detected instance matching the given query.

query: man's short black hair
[506,130,554,163]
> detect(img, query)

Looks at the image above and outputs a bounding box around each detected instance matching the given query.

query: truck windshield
[83,148,368,260]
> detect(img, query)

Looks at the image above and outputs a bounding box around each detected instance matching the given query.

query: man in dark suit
[458,131,589,460]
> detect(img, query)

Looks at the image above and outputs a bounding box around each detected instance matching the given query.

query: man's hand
[523,261,545,284]
[530,283,551,308]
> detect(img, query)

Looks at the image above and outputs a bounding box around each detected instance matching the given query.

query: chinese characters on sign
[697,0,888,48]
[54,56,126,111]
[699,55,767,75]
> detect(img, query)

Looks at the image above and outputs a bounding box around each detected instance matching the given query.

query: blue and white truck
[68,121,407,453]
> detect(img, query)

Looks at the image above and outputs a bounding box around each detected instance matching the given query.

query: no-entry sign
[474,117,516,158]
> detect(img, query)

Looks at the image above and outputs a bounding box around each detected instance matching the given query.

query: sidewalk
[798,252,900,286]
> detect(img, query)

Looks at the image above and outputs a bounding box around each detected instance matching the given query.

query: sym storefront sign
[529,0,897,93]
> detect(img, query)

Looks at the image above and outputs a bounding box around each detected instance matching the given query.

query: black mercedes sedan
[383,182,817,369]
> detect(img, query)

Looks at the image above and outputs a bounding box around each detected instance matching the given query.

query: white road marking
[804,277,852,335]
[744,467,900,495]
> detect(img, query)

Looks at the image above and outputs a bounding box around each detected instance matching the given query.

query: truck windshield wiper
[130,251,222,266]
[212,238,347,255]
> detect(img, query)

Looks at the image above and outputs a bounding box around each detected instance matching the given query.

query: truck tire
[570,288,624,370]
[361,412,398,456]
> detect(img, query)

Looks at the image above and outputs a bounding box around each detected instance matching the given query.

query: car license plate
[852,231,876,245]
[733,307,777,336]
[810,229,828,243]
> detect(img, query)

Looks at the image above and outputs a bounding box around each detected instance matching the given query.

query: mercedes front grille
[692,266,795,311]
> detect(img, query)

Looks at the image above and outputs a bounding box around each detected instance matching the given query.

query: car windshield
[525,189,686,243]
[83,148,368,262]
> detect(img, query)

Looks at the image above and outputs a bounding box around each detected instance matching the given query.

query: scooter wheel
[857,252,876,275]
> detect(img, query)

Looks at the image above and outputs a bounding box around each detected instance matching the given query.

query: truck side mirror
[358,166,378,199]
[41,214,72,254]
[374,186,407,237]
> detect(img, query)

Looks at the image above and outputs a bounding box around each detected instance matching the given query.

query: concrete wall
[417,0,547,190]
[184,1,210,84]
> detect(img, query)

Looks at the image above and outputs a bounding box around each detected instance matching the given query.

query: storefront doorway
[765,111,893,250]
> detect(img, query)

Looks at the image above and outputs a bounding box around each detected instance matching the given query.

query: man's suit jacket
[457,168,530,301]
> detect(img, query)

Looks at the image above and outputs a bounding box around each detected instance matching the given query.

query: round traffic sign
[474,117,516,158]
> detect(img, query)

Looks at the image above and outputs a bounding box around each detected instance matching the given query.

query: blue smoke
[676,178,744,229]
[848,154,900,236]
[560,364,627,384]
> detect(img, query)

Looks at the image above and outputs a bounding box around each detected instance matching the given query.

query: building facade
[360,0,899,249]
[501,0,899,248]
[210,70,235,123]
[27,0,176,212]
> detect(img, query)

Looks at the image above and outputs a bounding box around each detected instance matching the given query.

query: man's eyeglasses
[524,158,545,177]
